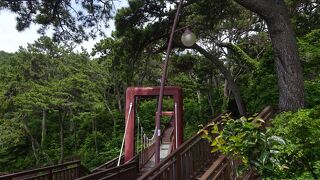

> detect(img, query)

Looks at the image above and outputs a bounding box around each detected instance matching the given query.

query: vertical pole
[48,169,53,180]
[177,89,184,146]
[124,89,135,163]
[174,103,178,149]
[155,0,185,164]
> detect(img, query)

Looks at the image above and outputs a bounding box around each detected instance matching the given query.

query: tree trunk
[59,111,65,164]
[265,4,305,111]
[234,0,305,111]
[21,115,53,165]
[207,93,215,115]
[22,118,39,164]
[193,44,246,116]
[41,109,47,148]
[92,119,98,153]
[103,92,117,137]
[212,74,219,88]
[115,86,122,113]
[224,79,229,97]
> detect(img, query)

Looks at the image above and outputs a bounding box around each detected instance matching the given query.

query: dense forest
[0,0,319,179]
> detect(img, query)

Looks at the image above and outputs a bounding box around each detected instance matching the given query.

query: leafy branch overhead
[0,0,115,42]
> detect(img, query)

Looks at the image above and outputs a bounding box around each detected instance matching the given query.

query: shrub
[202,107,320,179]
[201,113,285,177]
[305,76,320,108]
[270,107,320,178]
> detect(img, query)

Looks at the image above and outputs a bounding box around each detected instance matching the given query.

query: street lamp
[155,0,197,165]
[181,29,197,47]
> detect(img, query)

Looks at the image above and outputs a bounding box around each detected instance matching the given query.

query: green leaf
[267,136,286,145]
[211,147,219,153]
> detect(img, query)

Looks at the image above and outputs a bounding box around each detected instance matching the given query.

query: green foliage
[0,37,123,172]
[270,107,320,178]
[240,48,279,114]
[0,0,114,42]
[202,107,320,179]
[305,76,320,108]
[79,132,121,169]
[0,118,24,150]
[201,113,285,177]
[298,29,320,79]
[1,0,319,175]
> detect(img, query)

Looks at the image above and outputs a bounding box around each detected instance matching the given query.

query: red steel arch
[124,86,184,162]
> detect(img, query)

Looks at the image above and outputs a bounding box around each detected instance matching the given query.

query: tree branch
[186,43,247,116]
[216,42,259,69]
[234,0,273,18]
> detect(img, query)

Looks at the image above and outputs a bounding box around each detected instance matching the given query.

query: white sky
[0,1,128,53]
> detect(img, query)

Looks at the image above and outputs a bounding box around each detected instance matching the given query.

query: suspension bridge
[0,86,273,180]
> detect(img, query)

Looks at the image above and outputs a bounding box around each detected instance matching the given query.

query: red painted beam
[124,86,183,163]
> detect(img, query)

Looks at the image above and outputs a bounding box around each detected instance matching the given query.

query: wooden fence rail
[76,161,138,180]
[0,160,89,180]
[138,114,223,180]
[138,106,274,180]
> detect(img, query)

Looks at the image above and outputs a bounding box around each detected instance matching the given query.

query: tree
[234,0,305,111]
[0,36,121,170]
[0,0,115,42]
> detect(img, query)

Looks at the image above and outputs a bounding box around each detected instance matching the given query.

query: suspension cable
[136,110,156,150]
[117,102,133,166]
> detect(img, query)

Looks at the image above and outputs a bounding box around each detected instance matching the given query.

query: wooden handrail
[256,105,273,120]
[199,155,228,180]
[138,114,224,180]
[76,161,138,180]
[0,160,79,178]
[0,160,89,180]
[91,156,124,173]
[138,106,274,180]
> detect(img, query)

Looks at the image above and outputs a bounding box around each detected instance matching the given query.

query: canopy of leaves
[0,0,115,42]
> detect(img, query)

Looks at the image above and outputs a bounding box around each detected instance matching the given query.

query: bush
[202,107,320,179]
[201,113,285,177]
[305,76,320,108]
[270,107,320,179]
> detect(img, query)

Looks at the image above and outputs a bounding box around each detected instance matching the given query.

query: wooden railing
[138,106,274,180]
[91,156,124,173]
[0,160,90,180]
[76,161,138,180]
[139,142,155,168]
[138,114,223,180]
[198,155,231,180]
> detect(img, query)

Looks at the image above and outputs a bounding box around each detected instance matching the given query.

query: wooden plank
[0,160,80,179]
[211,163,227,180]
[198,155,226,180]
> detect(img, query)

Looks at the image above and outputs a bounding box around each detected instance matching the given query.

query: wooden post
[176,154,182,180]
[48,169,53,180]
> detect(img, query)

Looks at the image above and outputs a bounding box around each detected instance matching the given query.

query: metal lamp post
[155,0,197,164]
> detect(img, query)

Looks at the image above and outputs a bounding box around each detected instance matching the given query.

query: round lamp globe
[181,29,197,47]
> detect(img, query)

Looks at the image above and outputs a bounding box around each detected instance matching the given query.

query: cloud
[0,10,42,53]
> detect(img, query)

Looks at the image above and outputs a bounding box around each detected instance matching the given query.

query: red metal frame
[124,86,184,163]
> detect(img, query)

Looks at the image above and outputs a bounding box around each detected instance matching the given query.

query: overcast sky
[0,1,127,53]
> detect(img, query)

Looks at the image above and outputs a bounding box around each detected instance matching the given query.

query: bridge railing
[0,160,89,180]
[91,156,125,173]
[76,160,138,180]
[138,114,223,180]
[138,106,274,180]
[139,142,156,168]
